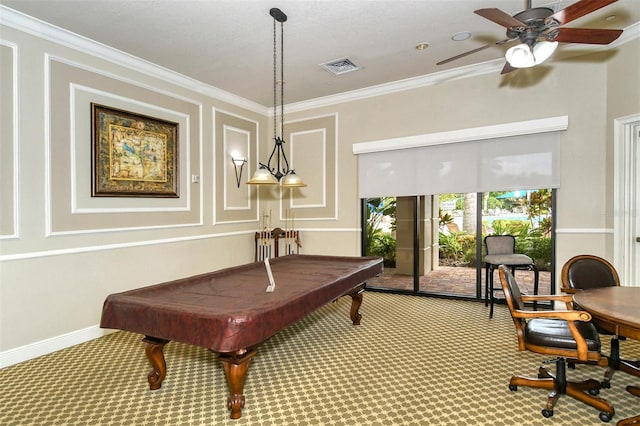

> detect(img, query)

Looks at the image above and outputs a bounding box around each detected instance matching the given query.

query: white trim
[285,59,502,114]
[298,227,360,232]
[0,229,255,262]
[67,83,194,215]
[613,113,640,284]
[47,221,203,237]
[0,325,110,368]
[223,125,251,210]
[353,116,569,154]
[289,128,327,209]
[213,108,261,225]
[2,6,638,117]
[0,40,19,239]
[555,228,614,234]
[281,113,339,220]
[286,23,640,113]
[0,5,267,115]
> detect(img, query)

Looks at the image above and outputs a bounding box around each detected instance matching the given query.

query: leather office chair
[561,254,639,388]
[484,235,539,318]
[498,265,614,422]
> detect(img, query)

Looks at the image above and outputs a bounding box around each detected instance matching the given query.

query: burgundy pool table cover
[100,255,383,353]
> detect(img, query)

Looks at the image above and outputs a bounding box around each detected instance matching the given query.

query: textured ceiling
[2,0,638,106]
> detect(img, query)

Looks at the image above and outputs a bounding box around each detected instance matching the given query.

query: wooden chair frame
[498,265,614,422]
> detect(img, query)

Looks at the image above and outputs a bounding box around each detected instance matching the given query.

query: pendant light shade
[247,165,278,185]
[281,170,306,187]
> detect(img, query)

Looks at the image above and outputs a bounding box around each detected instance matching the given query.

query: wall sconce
[231,155,247,188]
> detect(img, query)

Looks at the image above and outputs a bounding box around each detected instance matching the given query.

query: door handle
[637,237,640,243]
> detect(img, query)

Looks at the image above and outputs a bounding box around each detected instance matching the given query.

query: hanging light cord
[279,18,284,141]
[273,17,277,142]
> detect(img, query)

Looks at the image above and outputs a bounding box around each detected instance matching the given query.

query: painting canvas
[91,103,179,197]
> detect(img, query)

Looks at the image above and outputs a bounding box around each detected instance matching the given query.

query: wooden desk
[573,287,640,426]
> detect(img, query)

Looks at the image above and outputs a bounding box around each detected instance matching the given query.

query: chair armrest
[560,287,578,294]
[521,294,573,303]
[512,309,592,322]
[513,308,595,359]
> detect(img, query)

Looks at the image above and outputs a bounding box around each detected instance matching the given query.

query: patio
[367,265,552,298]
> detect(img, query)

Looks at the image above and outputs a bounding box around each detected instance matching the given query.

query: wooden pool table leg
[142,336,170,390]
[219,349,256,419]
[349,285,365,325]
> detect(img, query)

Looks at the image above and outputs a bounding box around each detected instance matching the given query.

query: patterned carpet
[1,293,639,425]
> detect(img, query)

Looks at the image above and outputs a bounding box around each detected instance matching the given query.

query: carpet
[1,293,639,425]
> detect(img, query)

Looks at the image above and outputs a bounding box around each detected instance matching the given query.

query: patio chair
[483,234,539,318]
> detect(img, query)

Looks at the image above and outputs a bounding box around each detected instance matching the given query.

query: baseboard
[0,325,112,368]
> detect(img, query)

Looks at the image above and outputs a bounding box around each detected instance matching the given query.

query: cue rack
[254,210,301,262]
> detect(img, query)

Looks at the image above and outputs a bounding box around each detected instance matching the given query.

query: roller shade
[355,117,565,198]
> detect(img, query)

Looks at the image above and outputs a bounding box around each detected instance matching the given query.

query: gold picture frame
[91,103,179,197]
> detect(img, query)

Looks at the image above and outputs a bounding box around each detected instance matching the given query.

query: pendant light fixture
[247,8,306,187]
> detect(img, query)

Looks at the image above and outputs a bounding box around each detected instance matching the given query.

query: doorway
[614,114,640,284]
[363,190,554,299]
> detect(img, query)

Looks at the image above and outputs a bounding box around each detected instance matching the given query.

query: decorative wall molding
[290,128,327,209]
[555,228,614,234]
[0,40,19,239]
[0,5,267,115]
[280,113,338,221]
[223,124,251,211]
[3,6,638,118]
[44,56,204,235]
[214,109,260,225]
[67,83,194,215]
[0,229,256,262]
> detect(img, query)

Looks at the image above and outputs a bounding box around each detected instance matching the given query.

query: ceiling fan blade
[475,8,525,28]
[437,44,492,65]
[500,62,516,75]
[553,27,623,44]
[436,38,513,66]
[547,0,618,26]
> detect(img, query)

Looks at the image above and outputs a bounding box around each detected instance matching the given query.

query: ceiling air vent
[319,57,361,75]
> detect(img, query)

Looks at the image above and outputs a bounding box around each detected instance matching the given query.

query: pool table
[100,254,383,419]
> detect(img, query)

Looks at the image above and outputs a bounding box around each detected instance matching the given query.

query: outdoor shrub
[368,232,396,266]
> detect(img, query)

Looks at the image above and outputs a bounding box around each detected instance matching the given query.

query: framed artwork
[91,103,179,197]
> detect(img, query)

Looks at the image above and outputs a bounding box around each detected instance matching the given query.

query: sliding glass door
[363,189,554,299]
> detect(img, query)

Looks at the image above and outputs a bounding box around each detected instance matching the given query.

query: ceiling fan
[437,0,624,74]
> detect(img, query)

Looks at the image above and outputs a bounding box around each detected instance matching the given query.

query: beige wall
[1,12,638,366]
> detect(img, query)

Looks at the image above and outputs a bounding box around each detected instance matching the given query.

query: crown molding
[2,5,638,116]
[0,5,268,115]
[286,21,640,113]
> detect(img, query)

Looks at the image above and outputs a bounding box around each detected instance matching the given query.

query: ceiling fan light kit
[437,0,623,74]
[506,40,558,68]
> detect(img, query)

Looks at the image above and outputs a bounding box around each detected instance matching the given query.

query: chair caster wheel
[599,412,612,422]
[589,388,600,396]
[601,381,611,389]
[509,384,517,391]
[542,409,553,418]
